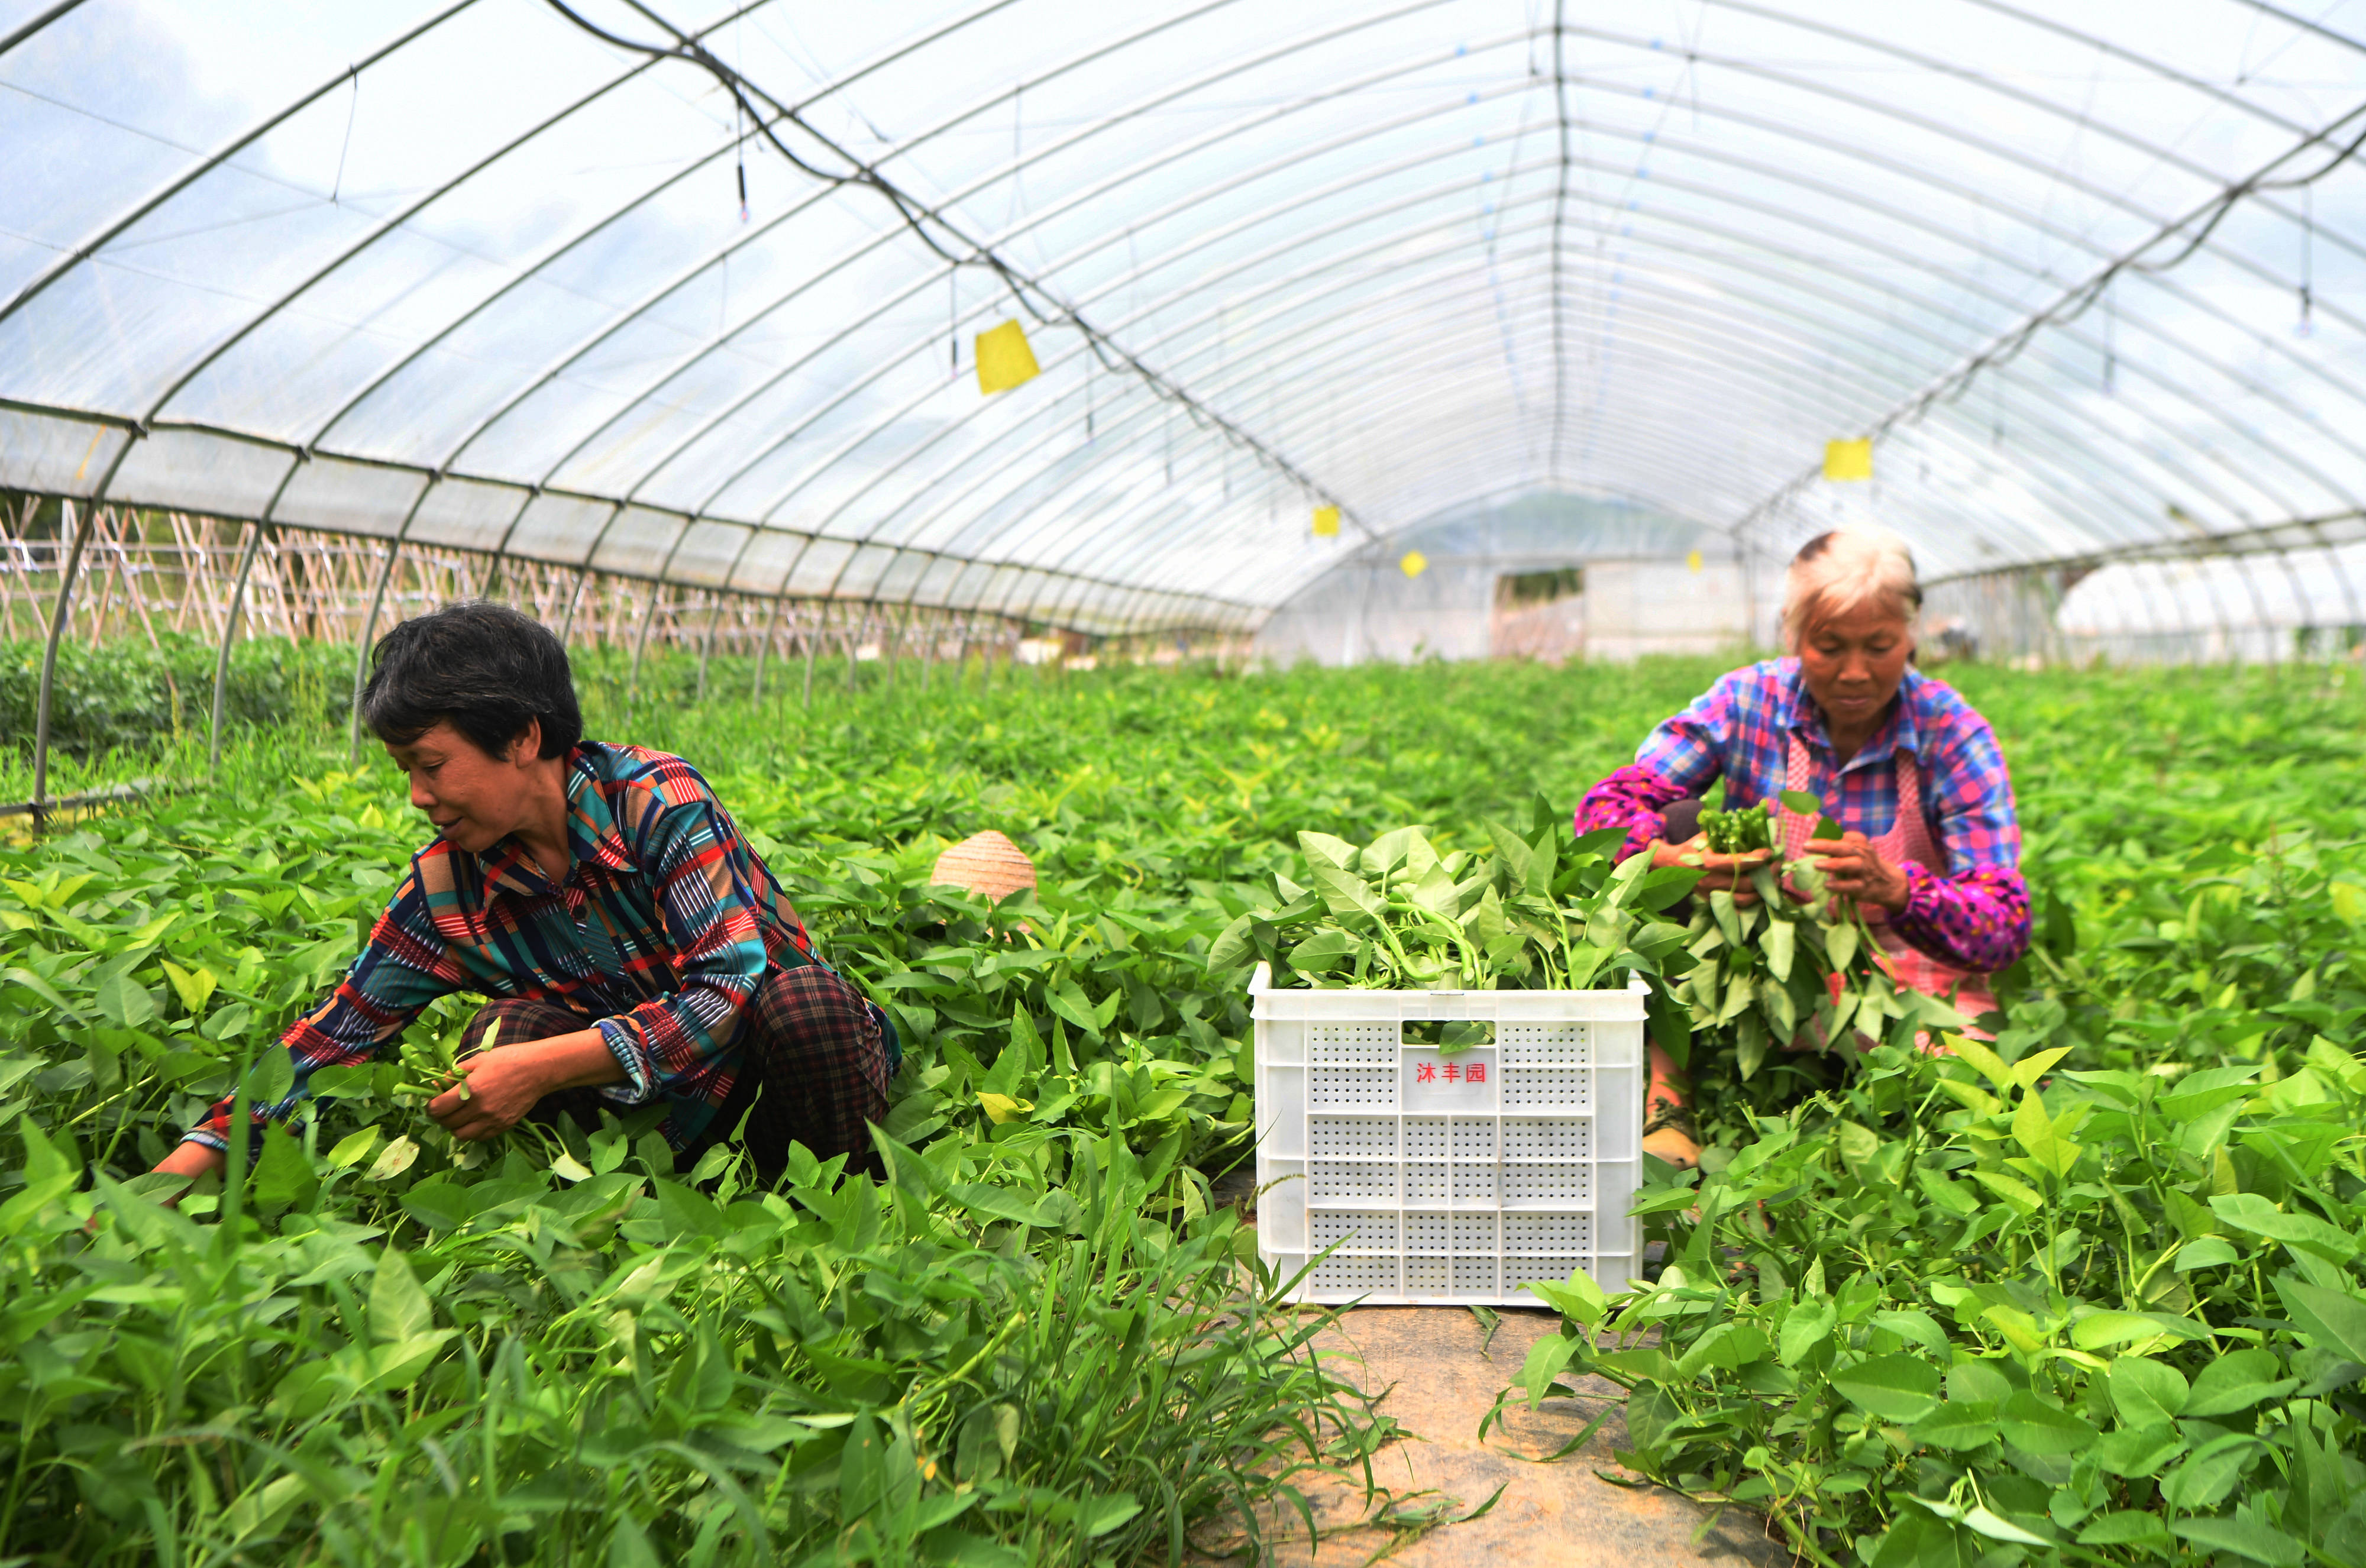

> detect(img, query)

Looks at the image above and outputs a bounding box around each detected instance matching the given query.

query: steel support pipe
[31,499,96,829]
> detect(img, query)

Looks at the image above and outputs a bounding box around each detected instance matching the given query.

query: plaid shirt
[189,742,819,1152]
[1576,659,2029,972]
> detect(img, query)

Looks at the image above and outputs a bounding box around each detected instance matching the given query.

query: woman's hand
[1650,833,1773,905]
[430,1029,625,1143]
[429,1046,550,1142]
[1805,830,1912,913]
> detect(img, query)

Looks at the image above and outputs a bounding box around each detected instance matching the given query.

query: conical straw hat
[929,829,1037,901]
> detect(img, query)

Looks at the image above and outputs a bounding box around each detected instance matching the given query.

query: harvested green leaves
[1698,800,1773,853]
[1205,801,1696,1004]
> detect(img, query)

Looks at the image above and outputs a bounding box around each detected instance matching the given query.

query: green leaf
[1285,929,1359,975]
[2107,1355,2189,1426]
[1297,831,1360,870]
[250,1128,318,1213]
[2277,1275,2366,1364]
[94,971,157,1029]
[1968,1168,2043,1215]
[2077,1512,2176,1550]
[2174,1237,2241,1271]
[2009,1088,2079,1178]
[2183,1347,2296,1418]
[1307,863,1385,924]
[159,959,217,1016]
[1363,826,1436,880]
[1524,1269,1608,1326]
[2093,1423,2186,1478]
[1778,789,1822,816]
[370,1246,434,1343]
[1779,1298,1837,1366]
[1997,1390,2096,1454]
[1907,1401,1999,1451]
[2160,1434,2267,1510]
[1760,917,1796,983]
[1460,882,1508,946]
[2171,1517,2304,1567]
[1205,913,1256,973]
[243,1049,295,1108]
[4,965,80,1020]
[400,1179,471,1231]
[2070,1311,2166,1352]
[1825,917,1858,973]
[1518,1333,1580,1409]
[2210,1192,2359,1261]
[1830,1353,1941,1421]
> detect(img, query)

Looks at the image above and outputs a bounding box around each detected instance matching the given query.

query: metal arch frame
[634,60,1587,527]
[842,205,2184,571]
[0,203,2271,648]
[28,418,149,826]
[688,83,2366,578]
[14,7,2366,633]
[209,457,319,768]
[344,476,445,756]
[700,166,1993,568]
[122,32,714,432]
[157,0,2284,519]
[385,19,1960,519]
[30,499,93,826]
[300,91,841,460]
[514,33,2147,526]
[286,0,1062,457]
[0,0,489,328]
[854,185,2295,587]
[920,322,2042,610]
[1194,274,2279,566]
[96,3,2345,564]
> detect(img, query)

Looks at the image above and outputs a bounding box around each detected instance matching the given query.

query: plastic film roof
[5,0,2366,634]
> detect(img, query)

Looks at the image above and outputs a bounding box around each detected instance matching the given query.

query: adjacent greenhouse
[7,5,2366,1566]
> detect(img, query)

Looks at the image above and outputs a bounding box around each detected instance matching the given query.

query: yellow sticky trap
[1400,551,1428,578]
[1312,505,1340,538]
[1824,438,1873,481]
[1686,549,1704,573]
[975,320,1040,395]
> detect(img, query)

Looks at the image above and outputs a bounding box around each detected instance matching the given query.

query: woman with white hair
[1576,528,2030,1167]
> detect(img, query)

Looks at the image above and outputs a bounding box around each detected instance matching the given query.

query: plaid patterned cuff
[594,1016,658,1105]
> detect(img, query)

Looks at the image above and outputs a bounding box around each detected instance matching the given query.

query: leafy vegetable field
[5,649,2366,1565]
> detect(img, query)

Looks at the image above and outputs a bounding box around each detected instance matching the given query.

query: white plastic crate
[1250,962,1647,1307]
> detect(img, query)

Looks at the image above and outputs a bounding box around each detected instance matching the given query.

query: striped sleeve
[185,860,466,1151]
[590,785,772,1105]
[1575,670,1747,856]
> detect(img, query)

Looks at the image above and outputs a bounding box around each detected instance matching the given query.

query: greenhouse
[7,2,2366,1564]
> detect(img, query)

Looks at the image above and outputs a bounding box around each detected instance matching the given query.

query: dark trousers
[464,966,891,1181]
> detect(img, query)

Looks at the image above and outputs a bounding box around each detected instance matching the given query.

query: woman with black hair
[152,602,896,1188]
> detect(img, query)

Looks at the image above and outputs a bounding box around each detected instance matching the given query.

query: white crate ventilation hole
[1250,964,1647,1307]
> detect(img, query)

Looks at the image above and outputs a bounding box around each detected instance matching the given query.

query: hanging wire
[329,65,360,205]
[2102,283,2116,394]
[735,94,749,222]
[2299,183,2315,338]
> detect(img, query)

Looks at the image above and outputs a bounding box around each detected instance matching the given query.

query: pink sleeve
[1891,863,2031,974]
[1576,764,1690,860]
